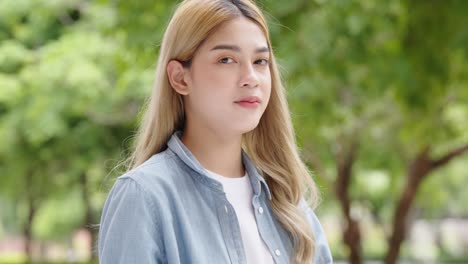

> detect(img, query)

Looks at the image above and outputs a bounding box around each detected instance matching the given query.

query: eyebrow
[210,44,269,53]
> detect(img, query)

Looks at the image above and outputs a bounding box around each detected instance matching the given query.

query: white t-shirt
[205,169,274,264]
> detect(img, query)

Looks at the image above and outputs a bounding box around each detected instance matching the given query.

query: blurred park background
[0,0,467,263]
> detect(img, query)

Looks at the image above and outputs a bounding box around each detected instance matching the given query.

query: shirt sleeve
[299,199,333,264]
[98,177,164,264]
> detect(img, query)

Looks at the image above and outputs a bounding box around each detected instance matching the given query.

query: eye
[219,57,234,64]
[254,58,269,65]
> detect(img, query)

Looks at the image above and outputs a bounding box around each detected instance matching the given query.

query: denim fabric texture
[98,131,333,264]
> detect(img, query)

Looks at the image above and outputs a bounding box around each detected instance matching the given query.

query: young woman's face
[184,17,271,136]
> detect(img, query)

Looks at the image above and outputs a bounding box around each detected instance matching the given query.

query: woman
[98,0,333,263]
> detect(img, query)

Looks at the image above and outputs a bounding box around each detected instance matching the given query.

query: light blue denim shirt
[98,131,333,264]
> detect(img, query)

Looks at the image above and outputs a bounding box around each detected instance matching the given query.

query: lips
[234,96,261,103]
[234,96,261,109]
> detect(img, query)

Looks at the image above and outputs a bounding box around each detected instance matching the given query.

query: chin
[235,120,261,134]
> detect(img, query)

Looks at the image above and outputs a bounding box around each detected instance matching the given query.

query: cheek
[188,70,230,112]
[192,64,226,88]
[191,66,235,98]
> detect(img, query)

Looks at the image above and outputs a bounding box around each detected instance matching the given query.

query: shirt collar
[167,130,272,200]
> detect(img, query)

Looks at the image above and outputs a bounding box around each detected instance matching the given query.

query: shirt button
[258,206,264,214]
[275,249,281,256]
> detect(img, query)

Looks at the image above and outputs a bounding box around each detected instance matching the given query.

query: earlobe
[167,60,190,95]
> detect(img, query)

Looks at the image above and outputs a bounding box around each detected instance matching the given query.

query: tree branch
[431,143,468,169]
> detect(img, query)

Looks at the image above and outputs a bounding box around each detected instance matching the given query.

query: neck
[181,125,244,178]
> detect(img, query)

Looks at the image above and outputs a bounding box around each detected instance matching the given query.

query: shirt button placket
[258,206,264,214]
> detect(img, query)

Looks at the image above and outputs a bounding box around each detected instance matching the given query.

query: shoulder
[108,148,190,209]
[99,156,168,263]
[118,149,179,192]
[99,150,180,246]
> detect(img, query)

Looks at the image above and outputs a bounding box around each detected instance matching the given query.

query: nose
[239,63,259,88]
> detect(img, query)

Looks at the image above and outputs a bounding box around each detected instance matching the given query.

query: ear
[167,60,190,95]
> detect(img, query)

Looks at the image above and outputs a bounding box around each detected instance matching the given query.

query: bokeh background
[1,0,467,263]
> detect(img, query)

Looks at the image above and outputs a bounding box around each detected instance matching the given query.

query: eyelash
[218,57,269,65]
[219,57,234,64]
[254,59,269,65]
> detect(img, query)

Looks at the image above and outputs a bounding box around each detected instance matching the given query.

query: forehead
[199,17,268,51]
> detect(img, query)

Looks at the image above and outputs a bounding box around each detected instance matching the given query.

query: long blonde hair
[127,0,319,262]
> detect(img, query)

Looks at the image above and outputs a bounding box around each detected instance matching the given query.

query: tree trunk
[385,148,429,264]
[80,171,98,260]
[335,141,362,264]
[385,144,468,264]
[23,172,38,263]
